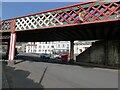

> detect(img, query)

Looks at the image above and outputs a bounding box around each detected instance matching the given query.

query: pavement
[74,62,118,69]
[0,62,2,89]
[2,62,9,89]
[2,55,118,88]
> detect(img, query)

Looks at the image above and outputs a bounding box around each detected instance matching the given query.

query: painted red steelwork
[8,19,16,60]
[10,19,16,33]
[14,1,119,31]
[1,0,120,38]
[8,33,16,60]
[15,18,119,32]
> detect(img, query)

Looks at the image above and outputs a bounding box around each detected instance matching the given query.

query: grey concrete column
[76,40,119,67]
[117,41,119,67]
[69,40,74,63]
[104,41,108,65]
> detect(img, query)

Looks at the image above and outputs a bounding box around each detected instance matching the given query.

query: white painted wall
[26,41,93,57]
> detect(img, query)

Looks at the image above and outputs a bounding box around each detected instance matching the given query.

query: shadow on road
[16,54,118,70]
[17,54,95,69]
[17,54,63,64]
[2,62,44,89]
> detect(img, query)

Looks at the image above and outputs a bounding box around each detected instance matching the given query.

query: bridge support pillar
[69,40,74,63]
[7,19,16,65]
[76,40,119,67]
[8,33,16,65]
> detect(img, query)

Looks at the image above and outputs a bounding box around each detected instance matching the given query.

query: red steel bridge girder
[0,1,119,61]
[0,0,120,33]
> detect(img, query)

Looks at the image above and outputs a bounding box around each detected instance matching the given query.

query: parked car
[53,54,61,59]
[39,53,50,59]
[61,54,69,62]
[50,54,61,59]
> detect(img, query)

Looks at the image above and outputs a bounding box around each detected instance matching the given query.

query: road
[3,53,118,88]
[0,61,2,89]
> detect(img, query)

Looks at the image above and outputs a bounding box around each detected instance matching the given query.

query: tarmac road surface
[2,54,118,88]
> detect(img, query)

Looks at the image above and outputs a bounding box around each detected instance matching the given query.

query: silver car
[39,53,50,59]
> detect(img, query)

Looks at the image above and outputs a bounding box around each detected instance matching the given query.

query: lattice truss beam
[16,13,64,30]
[0,20,11,32]
[15,1,120,30]
[0,1,120,31]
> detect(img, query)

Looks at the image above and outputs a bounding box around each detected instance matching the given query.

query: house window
[58,45,60,48]
[51,46,54,48]
[79,49,82,53]
[77,48,78,50]
[63,44,65,47]
[34,50,36,52]
[45,50,47,53]
[67,44,69,47]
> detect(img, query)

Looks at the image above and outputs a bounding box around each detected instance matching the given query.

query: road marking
[39,66,48,84]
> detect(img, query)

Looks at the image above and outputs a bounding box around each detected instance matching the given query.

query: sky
[2,2,84,20]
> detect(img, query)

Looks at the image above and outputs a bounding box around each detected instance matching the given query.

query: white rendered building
[74,41,92,54]
[26,41,93,55]
[74,41,92,60]
[26,41,70,54]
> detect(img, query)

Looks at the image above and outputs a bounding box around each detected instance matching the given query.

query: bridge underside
[2,20,120,42]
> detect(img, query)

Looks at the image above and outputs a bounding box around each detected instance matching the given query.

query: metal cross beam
[0,1,120,32]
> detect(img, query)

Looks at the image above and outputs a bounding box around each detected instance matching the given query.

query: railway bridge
[1,0,120,65]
